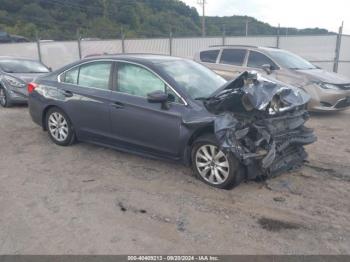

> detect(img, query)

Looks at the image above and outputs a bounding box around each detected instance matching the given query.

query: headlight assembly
[319,83,340,90]
[3,75,26,88]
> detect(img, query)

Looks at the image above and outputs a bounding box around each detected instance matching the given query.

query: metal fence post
[333,21,343,73]
[276,24,280,48]
[169,31,173,56]
[222,24,226,45]
[35,32,42,62]
[121,27,125,53]
[77,29,82,59]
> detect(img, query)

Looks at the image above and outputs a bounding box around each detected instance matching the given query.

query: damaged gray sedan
[28,55,316,189]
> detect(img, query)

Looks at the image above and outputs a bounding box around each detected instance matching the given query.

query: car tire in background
[45,107,76,146]
[0,86,12,108]
[191,134,245,189]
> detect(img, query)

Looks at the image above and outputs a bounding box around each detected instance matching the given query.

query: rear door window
[62,67,79,84]
[78,62,112,90]
[247,51,277,69]
[60,62,112,90]
[220,49,246,66]
[200,50,220,63]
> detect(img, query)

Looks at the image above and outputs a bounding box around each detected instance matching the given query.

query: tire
[191,134,245,189]
[0,86,12,108]
[45,107,75,146]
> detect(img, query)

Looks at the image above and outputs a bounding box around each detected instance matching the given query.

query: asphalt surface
[0,106,350,254]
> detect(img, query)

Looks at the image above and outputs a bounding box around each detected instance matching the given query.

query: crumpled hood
[204,71,316,181]
[206,71,310,115]
[9,73,46,84]
[296,68,350,85]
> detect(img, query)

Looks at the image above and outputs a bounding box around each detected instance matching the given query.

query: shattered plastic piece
[204,71,317,179]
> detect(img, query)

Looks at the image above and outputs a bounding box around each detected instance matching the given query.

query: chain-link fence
[0,33,349,77]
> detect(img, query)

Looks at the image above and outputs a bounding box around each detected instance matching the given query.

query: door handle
[63,90,73,97]
[111,101,124,109]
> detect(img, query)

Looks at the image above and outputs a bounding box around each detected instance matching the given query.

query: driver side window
[116,62,182,103]
[117,63,165,97]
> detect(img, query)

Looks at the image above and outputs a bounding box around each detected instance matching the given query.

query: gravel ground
[0,106,349,254]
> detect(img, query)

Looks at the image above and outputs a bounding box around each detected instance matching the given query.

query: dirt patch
[118,202,127,212]
[305,164,350,182]
[258,217,303,232]
[117,201,148,214]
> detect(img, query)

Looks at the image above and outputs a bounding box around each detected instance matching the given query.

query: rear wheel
[0,87,12,108]
[46,107,75,146]
[191,134,244,189]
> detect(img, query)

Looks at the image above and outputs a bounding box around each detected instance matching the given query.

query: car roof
[81,53,185,66]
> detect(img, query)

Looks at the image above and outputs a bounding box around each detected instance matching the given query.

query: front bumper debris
[205,71,317,180]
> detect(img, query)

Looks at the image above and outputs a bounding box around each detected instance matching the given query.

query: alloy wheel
[48,112,69,142]
[195,144,230,185]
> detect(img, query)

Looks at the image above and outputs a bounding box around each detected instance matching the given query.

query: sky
[181,0,349,34]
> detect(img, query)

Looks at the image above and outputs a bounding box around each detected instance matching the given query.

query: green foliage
[0,0,333,40]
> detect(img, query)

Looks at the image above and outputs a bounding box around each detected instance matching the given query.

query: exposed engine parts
[205,71,317,179]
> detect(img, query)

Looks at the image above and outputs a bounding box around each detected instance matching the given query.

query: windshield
[265,49,316,70]
[0,59,50,73]
[159,60,226,99]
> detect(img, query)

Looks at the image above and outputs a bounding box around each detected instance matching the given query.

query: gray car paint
[29,56,215,164]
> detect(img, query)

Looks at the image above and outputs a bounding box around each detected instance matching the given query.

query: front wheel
[191,134,244,189]
[46,107,75,146]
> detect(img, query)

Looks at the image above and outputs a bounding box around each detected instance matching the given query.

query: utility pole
[198,0,206,37]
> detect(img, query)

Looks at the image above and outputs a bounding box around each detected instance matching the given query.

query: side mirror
[261,64,273,75]
[48,67,52,72]
[147,91,169,110]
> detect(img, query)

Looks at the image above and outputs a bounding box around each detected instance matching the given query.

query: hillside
[0,0,333,40]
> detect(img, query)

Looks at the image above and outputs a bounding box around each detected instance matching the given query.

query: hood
[205,71,310,115]
[296,68,350,85]
[9,73,47,84]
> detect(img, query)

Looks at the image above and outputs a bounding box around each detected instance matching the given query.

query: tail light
[27,82,38,94]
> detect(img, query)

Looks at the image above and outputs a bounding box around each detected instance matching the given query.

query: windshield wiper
[289,67,315,70]
[194,97,208,101]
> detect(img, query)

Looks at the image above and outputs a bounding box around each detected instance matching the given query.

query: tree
[0,0,333,40]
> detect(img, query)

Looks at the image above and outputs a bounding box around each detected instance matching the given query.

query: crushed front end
[204,72,317,180]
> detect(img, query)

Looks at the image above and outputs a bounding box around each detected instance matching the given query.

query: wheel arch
[42,105,71,131]
[183,124,215,166]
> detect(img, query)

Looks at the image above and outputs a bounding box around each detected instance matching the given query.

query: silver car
[0,57,50,107]
[194,45,350,112]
